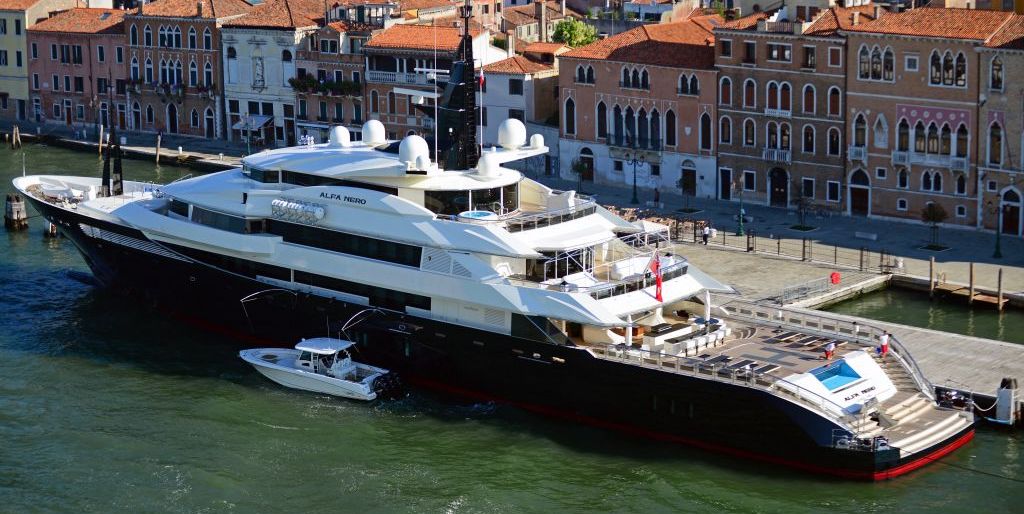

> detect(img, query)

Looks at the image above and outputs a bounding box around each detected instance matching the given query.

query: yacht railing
[501,251,688,298]
[589,343,865,435]
[715,298,935,401]
[435,193,598,232]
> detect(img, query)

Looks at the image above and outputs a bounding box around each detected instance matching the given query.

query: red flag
[478,73,485,88]
[649,254,663,302]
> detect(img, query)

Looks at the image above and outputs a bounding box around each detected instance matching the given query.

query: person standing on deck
[824,341,836,361]
[879,332,890,358]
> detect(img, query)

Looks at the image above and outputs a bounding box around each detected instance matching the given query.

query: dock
[932,283,1008,310]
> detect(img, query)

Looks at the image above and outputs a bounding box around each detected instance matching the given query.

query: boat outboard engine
[373,372,406,400]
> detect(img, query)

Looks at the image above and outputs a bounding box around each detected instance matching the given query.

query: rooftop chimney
[873,4,882,20]
[197,0,204,17]
[139,0,145,15]
[561,0,566,15]
[852,11,859,25]
[536,0,548,43]
[507,31,515,56]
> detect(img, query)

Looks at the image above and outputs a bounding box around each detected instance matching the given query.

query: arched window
[930,51,942,84]
[585,66,594,83]
[954,53,967,87]
[565,97,576,135]
[204,62,213,86]
[802,84,815,114]
[926,122,939,154]
[780,83,791,111]
[956,174,966,195]
[596,101,607,138]
[621,67,629,86]
[934,172,943,192]
[282,50,294,83]
[227,47,237,59]
[131,101,141,129]
[898,119,910,151]
[802,125,814,153]
[387,91,397,113]
[828,87,840,116]
[743,118,755,146]
[870,47,882,80]
[897,168,908,188]
[883,49,894,81]
[188,27,197,49]
[767,121,778,148]
[370,90,379,112]
[158,25,166,48]
[689,76,698,95]
[130,57,139,80]
[624,106,635,142]
[828,127,841,155]
[174,60,182,84]
[144,25,152,47]
[956,124,968,158]
[744,79,756,108]
[144,58,153,82]
[145,104,154,124]
[173,26,181,48]
[613,105,623,139]
[767,82,779,110]
[190,109,199,127]
[189,60,198,85]
[719,77,732,105]
[226,47,238,84]
[631,69,640,88]
[719,116,732,144]
[942,51,954,85]
[130,25,138,46]
[873,116,888,148]
[577,65,586,83]
[665,110,676,146]
[940,124,951,155]
[158,58,167,83]
[854,114,866,146]
[640,69,649,89]
[650,109,660,148]
[700,113,712,150]
[858,46,870,79]
[638,108,649,145]
[922,172,933,191]
[991,57,1004,90]
[990,122,1003,165]
[203,28,212,50]
[914,121,926,152]
[780,123,791,150]
[679,74,689,95]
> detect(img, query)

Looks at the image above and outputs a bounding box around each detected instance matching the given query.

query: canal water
[2,145,1022,513]
[824,288,1024,345]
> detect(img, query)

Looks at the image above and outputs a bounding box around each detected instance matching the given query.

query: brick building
[0,0,79,121]
[27,7,127,130]
[558,15,721,200]
[124,0,251,138]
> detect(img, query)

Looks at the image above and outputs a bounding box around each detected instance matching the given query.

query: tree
[552,19,597,48]
[570,158,588,193]
[920,203,948,247]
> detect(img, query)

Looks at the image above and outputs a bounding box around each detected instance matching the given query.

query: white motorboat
[240,338,392,401]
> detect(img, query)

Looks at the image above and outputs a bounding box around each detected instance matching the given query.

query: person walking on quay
[702,223,711,245]
[879,331,890,358]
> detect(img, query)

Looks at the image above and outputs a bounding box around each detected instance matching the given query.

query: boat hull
[24,194,974,480]
[239,348,379,401]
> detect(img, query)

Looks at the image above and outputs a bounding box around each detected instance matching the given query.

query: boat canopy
[294,337,356,354]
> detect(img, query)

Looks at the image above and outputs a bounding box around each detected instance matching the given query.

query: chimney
[873,4,882,20]
[561,0,566,15]
[507,31,515,56]
[851,11,859,25]
[536,0,547,43]
[197,0,204,17]
[139,0,144,15]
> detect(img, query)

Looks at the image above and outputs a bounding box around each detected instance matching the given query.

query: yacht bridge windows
[424,182,519,216]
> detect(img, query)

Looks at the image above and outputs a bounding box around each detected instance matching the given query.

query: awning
[232,114,273,131]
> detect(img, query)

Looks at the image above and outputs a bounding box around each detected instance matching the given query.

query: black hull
[29,196,975,480]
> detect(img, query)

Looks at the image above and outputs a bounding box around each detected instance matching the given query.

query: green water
[2,146,1023,512]
[825,288,1024,345]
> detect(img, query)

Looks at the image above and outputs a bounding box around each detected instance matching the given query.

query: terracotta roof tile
[718,10,770,30]
[0,0,43,10]
[28,8,126,34]
[365,24,480,52]
[399,0,456,11]
[502,1,568,27]
[562,17,719,69]
[803,4,879,37]
[224,0,323,29]
[987,14,1024,49]
[326,20,377,33]
[483,54,552,74]
[844,7,1014,41]
[135,0,253,19]
[522,41,566,54]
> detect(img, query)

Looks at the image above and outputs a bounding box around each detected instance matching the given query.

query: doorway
[578,148,594,182]
[167,103,178,133]
[769,167,788,207]
[1003,189,1021,236]
[849,169,871,216]
[719,168,731,200]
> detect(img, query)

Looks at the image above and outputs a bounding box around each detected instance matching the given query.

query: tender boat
[240,338,392,401]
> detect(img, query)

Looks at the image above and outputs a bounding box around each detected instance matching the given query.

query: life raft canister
[830,272,841,285]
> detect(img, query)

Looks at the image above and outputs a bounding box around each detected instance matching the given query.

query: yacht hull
[27,195,974,480]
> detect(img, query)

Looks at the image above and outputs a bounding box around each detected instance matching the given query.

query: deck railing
[715,298,935,401]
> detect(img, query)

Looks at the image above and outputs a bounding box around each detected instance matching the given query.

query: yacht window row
[245,166,398,196]
[425,184,518,216]
[166,243,291,281]
[265,219,423,268]
[169,198,265,234]
[294,271,430,311]
[505,204,597,233]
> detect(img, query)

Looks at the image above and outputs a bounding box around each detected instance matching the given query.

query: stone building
[0,0,79,121]
[124,0,251,138]
[480,41,564,145]
[27,7,127,130]
[558,14,721,201]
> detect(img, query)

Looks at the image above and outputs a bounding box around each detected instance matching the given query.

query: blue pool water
[812,362,861,391]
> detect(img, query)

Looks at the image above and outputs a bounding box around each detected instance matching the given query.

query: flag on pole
[649,253,663,302]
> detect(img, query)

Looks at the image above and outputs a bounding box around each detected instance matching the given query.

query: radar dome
[328,126,350,147]
[477,151,501,178]
[530,133,545,149]
[399,135,430,167]
[362,120,386,145]
[498,118,527,149]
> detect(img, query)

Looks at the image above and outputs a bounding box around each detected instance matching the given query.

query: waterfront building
[557,14,721,201]
[976,15,1024,237]
[0,0,79,122]
[294,19,377,143]
[713,1,874,209]
[842,7,1019,228]
[124,0,252,138]
[362,23,502,139]
[26,7,128,130]
[221,0,326,148]
[480,41,564,147]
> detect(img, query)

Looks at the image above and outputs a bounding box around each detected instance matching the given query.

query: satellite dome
[362,120,386,145]
[328,126,350,147]
[498,118,527,150]
[399,135,430,167]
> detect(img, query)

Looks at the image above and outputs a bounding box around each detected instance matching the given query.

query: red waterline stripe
[408,375,973,481]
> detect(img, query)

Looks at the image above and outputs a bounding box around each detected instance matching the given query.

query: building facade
[124,0,251,138]
[558,16,720,201]
[480,42,563,145]
[0,0,80,121]
[27,7,127,130]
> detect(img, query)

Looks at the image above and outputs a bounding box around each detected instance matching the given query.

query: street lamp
[988,200,1003,259]
[624,151,645,205]
[245,114,252,156]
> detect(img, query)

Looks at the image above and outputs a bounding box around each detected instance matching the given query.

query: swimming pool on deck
[811,361,862,391]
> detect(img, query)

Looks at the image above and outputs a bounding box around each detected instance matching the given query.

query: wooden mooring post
[929,256,935,298]
[98,125,104,156]
[998,268,1004,312]
[155,134,161,163]
[11,125,22,148]
[968,263,975,305]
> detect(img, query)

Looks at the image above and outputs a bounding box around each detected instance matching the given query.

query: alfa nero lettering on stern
[320,192,367,205]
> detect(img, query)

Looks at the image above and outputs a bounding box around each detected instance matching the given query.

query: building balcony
[677,87,699,96]
[891,150,970,171]
[619,81,650,91]
[848,144,867,163]
[366,70,447,85]
[763,147,791,163]
[764,107,791,118]
[607,132,661,151]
